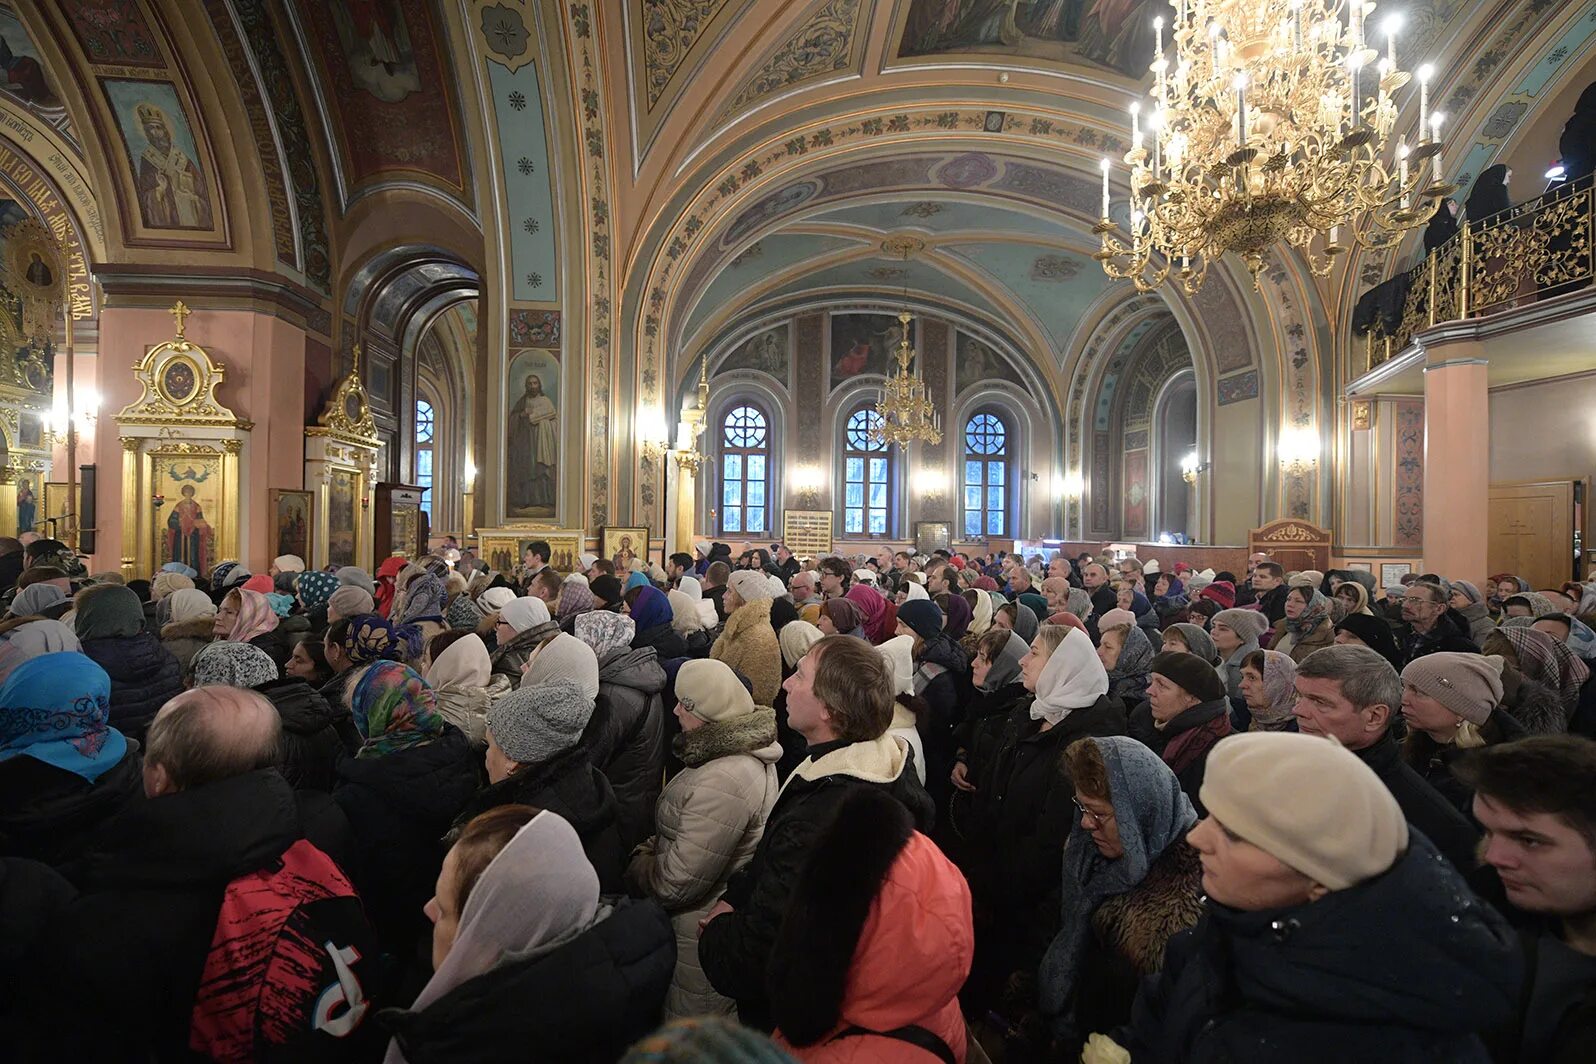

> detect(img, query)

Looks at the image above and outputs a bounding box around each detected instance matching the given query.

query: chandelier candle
[1096,0,1453,292]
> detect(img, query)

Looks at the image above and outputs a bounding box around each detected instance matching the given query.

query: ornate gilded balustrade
[1359,177,1594,373]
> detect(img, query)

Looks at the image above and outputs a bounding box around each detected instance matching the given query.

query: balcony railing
[1357,176,1595,374]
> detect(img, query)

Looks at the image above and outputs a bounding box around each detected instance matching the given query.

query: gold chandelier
[1097,0,1453,292]
[871,309,942,447]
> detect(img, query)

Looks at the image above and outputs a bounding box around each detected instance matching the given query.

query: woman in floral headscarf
[394,571,448,646]
[212,587,291,672]
[340,612,425,666]
[332,660,479,957]
[1267,586,1334,663]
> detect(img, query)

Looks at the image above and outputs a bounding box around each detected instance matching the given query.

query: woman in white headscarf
[675,575,718,631]
[159,587,217,677]
[965,624,1125,1016]
[380,806,675,1062]
[876,634,928,784]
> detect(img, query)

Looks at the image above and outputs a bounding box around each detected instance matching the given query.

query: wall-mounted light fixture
[793,465,823,507]
[1277,426,1319,477]
[1061,469,1085,500]
[914,468,950,502]
[638,406,671,463]
[1180,450,1209,484]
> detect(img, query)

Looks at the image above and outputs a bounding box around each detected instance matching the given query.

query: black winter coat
[333,727,481,954]
[915,633,971,815]
[1399,609,1480,665]
[1355,731,1480,873]
[698,735,934,1029]
[1257,584,1290,626]
[0,747,143,868]
[450,743,625,893]
[23,769,373,1062]
[0,551,24,594]
[952,680,1029,790]
[632,621,688,662]
[379,898,674,1063]
[1413,709,1529,821]
[78,631,185,745]
[1119,833,1521,1062]
[259,677,360,792]
[589,646,667,853]
[246,626,294,675]
[1,856,73,1019]
[1143,698,1232,815]
[971,695,1127,981]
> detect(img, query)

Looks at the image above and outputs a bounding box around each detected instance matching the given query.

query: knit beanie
[1148,651,1228,702]
[1166,622,1220,665]
[1451,579,1484,606]
[191,640,280,689]
[590,574,624,608]
[1289,570,1324,589]
[1212,607,1268,644]
[676,659,757,722]
[1400,652,1505,725]
[729,569,775,605]
[896,599,943,641]
[778,620,823,670]
[499,595,551,634]
[522,631,600,705]
[487,679,594,765]
[151,571,194,601]
[329,586,375,619]
[336,566,376,595]
[1096,608,1136,631]
[1200,731,1408,891]
[1198,581,1236,609]
[242,574,274,594]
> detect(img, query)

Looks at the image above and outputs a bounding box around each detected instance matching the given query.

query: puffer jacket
[433,682,491,747]
[710,598,782,706]
[258,677,359,792]
[698,732,934,1029]
[770,796,973,1064]
[626,707,780,1019]
[1456,601,1497,648]
[159,616,213,677]
[1118,832,1521,1062]
[487,624,550,699]
[450,742,625,893]
[78,632,185,745]
[589,646,668,852]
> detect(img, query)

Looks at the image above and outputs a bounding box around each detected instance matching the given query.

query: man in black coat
[20,687,386,1061]
[1395,582,1480,665]
[699,634,933,1030]
[1250,561,1290,625]
[1292,644,1480,872]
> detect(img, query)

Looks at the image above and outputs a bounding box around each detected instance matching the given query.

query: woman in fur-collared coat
[626,658,780,1019]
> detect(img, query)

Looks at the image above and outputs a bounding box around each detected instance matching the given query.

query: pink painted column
[1421,348,1489,581]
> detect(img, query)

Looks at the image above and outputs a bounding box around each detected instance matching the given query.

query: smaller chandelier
[872,309,942,447]
[1097,0,1455,292]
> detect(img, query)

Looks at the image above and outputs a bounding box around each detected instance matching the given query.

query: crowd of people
[2,530,1594,1062]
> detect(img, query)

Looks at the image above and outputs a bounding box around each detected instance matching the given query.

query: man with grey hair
[26,687,383,1058]
[1293,644,1479,871]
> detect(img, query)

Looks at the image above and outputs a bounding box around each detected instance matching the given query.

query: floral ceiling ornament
[477,2,533,72]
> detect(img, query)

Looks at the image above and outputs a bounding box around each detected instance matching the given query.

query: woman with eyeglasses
[1038,736,1203,1059]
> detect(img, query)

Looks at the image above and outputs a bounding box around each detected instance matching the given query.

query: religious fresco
[488,52,558,300]
[327,468,358,568]
[721,0,867,118]
[62,0,163,68]
[15,474,34,532]
[718,324,789,380]
[0,6,62,110]
[505,348,560,518]
[828,312,902,389]
[101,78,214,230]
[896,0,1158,78]
[954,332,1024,396]
[296,0,466,198]
[158,459,221,576]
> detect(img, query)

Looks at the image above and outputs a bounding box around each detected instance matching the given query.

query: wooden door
[1489,481,1574,589]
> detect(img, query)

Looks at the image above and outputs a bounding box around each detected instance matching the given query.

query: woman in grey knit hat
[1400,652,1527,818]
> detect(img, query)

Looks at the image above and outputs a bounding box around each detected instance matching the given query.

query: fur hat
[1200,731,1407,890]
[487,679,593,765]
[675,659,757,723]
[1212,607,1269,644]
[1401,652,1505,725]
[1148,651,1227,703]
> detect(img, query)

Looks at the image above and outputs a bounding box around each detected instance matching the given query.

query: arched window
[719,403,769,535]
[844,406,893,536]
[963,410,1009,538]
[415,397,435,523]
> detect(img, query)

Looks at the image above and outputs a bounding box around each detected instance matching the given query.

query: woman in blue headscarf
[627,584,686,659]
[0,651,143,867]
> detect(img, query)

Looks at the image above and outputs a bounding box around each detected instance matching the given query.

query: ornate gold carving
[121,436,140,452]
[312,342,380,445]
[1261,522,1321,542]
[221,439,243,455]
[1351,401,1372,431]
[114,304,253,430]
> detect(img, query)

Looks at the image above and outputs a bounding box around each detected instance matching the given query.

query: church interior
[0,0,1590,598]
